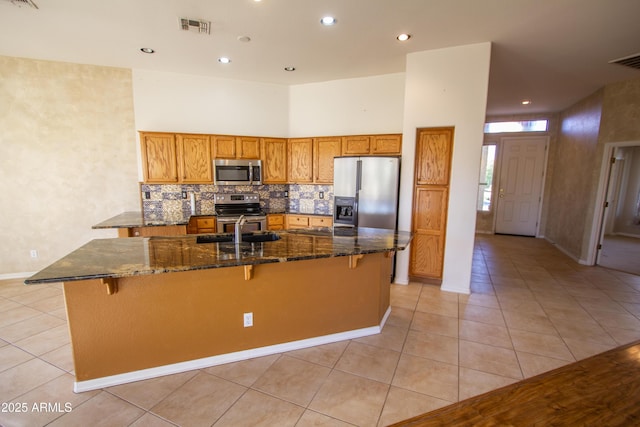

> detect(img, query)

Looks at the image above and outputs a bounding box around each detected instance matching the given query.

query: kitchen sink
[196,234,234,243]
[196,232,280,244]
[241,232,281,243]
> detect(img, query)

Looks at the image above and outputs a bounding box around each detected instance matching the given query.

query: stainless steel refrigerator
[333,156,400,229]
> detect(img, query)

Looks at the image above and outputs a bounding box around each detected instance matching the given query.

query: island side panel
[62,253,391,382]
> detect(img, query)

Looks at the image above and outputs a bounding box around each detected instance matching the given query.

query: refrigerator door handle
[356,160,362,192]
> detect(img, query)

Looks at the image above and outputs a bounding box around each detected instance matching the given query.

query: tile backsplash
[140,183,333,221]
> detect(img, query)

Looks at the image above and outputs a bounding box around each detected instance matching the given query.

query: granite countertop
[25,228,412,284]
[92,211,333,229]
[92,212,192,229]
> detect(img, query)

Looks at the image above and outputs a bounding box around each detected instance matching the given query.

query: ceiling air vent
[178,18,210,35]
[609,53,640,70]
[3,0,39,8]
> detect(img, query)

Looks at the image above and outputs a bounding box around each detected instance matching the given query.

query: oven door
[216,216,267,234]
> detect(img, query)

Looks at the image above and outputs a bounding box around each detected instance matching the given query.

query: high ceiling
[1,0,639,115]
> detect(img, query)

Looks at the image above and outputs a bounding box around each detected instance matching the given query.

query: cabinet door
[236,137,261,159]
[410,187,448,279]
[342,135,371,155]
[178,134,212,183]
[260,138,287,183]
[410,126,454,281]
[415,128,453,185]
[310,216,333,227]
[267,214,284,231]
[288,138,314,183]
[286,214,310,229]
[212,135,236,159]
[140,133,178,183]
[371,134,402,155]
[314,137,341,183]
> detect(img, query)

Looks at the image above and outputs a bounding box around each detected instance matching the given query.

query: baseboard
[610,232,640,239]
[543,238,590,265]
[0,272,36,280]
[74,306,392,393]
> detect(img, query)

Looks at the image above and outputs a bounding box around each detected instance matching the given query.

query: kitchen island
[26,228,412,392]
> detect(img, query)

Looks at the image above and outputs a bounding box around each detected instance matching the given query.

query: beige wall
[0,56,140,276]
[544,89,603,260]
[544,78,640,262]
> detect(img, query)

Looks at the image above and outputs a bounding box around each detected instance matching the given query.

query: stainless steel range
[214,192,267,233]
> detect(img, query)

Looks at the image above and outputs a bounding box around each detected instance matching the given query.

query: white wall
[395,43,492,293]
[132,70,290,137]
[289,73,406,137]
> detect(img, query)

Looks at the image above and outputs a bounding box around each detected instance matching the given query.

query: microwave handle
[248,161,253,185]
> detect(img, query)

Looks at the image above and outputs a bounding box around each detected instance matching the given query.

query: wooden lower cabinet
[285,214,332,229]
[310,216,332,227]
[267,214,285,231]
[286,214,310,229]
[187,216,216,234]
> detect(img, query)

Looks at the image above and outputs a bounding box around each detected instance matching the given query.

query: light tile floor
[1,234,640,426]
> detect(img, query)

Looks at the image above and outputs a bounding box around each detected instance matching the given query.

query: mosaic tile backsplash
[141,184,334,221]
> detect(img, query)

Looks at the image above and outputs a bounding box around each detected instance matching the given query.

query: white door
[495,136,548,236]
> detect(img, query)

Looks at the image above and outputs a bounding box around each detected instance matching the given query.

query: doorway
[596,144,640,275]
[494,136,548,236]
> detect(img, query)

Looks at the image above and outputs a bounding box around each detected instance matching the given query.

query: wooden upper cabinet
[415,128,453,185]
[288,138,314,183]
[212,136,260,159]
[212,135,236,159]
[342,135,371,155]
[140,132,179,183]
[236,137,260,159]
[314,137,341,183]
[260,138,287,183]
[371,134,402,155]
[342,134,402,156]
[177,134,212,183]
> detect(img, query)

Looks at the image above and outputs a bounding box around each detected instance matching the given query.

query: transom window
[484,120,548,134]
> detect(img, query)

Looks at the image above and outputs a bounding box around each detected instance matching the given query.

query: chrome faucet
[234,215,247,244]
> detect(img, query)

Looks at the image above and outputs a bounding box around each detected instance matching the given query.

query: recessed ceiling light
[218,57,231,64]
[396,34,411,42]
[284,66,296,72]
[140,48,155,54]
[237,35,251,43]
[320,16,337,26]
[521,99,531,105]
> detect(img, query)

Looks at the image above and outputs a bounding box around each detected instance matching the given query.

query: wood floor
[391,339,640,426]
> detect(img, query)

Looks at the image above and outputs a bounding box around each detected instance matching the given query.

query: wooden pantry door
[410,127,454,281]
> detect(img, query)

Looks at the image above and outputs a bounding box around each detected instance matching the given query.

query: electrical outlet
[181,191,188,199]
[284,191,289,198]
[243,312,253,327]
[319,191,324,199]
[144,191,151,199]
[30,249,38,259]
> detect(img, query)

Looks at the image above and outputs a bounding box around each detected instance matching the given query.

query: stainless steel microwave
[213,159,262,185]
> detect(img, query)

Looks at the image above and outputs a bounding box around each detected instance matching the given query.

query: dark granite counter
[25,228,412,285]
[92,211,332,230]
[92,211,192,229]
